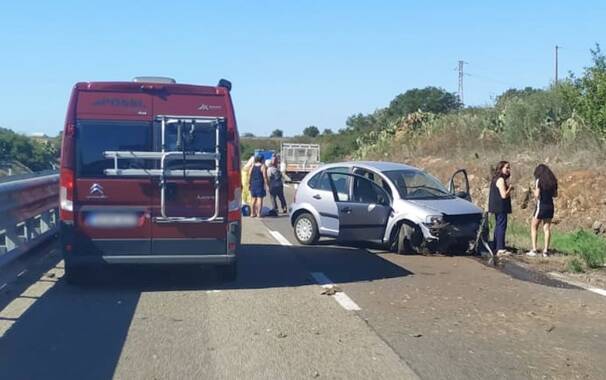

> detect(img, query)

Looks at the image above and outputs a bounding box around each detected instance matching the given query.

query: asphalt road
[0,184,605,379]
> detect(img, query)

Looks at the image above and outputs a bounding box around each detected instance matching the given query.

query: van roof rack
[132,76,176,84]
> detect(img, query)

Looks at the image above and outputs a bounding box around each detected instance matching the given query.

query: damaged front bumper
[420,213,483,251]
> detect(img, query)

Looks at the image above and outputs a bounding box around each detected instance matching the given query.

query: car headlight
[424,215,443,225]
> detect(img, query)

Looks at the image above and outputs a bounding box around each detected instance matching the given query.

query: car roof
[322,161,420,172]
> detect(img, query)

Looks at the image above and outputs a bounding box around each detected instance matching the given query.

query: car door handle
[313,194,322,200]
[341,206,352,213]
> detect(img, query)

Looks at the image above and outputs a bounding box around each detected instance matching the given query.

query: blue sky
[1,1,604,137]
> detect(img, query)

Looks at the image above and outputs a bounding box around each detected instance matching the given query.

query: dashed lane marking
[266,228,361,311]
[268,230,292,246]
[310,272,361,311]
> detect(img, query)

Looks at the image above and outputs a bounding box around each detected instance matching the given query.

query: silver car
[289,161,484,253]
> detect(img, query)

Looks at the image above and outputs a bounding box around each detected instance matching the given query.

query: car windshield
[384,170,453,199]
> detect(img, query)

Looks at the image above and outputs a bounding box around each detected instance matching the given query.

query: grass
[488,216,606,269]
[567,258,585,273]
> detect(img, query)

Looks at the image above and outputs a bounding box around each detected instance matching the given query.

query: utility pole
[555,45,559,85]
[457,60,467,105]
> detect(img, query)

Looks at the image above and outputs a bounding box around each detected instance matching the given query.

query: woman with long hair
[527,164,558,257]
[488,161,514,256]
[248,155,269,218]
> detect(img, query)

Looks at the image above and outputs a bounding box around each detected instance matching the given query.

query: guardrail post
[41,210,53,233]
[4,225,22,252]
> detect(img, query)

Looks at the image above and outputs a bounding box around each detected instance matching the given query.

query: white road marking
[0,283,7,291]
[17,269,27,278]
[0,263,64,337]
[310,272,361,311]
[265,229,362,311]
[548,272,606,297]
[268,230,292,246]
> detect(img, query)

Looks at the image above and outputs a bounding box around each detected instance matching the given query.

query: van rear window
[161,122,219,171]
[76,121,152,178]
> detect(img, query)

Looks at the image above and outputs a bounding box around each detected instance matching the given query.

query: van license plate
[86,213,139,228]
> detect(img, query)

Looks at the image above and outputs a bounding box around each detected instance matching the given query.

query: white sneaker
[496,249,512,257]
[542,250,549,257]
[526,250,538,257]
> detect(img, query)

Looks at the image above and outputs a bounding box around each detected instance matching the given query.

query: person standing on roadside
[527,164,558,257]
[488,161,514,256]
[248,155,269,218]
[268,155,288,213]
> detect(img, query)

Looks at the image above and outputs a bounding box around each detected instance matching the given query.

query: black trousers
[270,186,287,211]
[493,212,508,251]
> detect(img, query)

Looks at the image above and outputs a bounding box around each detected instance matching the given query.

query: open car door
[326,172,391,243]
[448,169,471,201]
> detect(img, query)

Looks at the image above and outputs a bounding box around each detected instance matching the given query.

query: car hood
[407,197,483,216]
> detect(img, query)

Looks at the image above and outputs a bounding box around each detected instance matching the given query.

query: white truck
[280,143,321,182]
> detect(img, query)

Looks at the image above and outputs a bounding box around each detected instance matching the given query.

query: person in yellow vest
[241,156,255,207]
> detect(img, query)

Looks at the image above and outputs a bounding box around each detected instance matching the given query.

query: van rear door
[150,93,228,257]
[74,118,153,257]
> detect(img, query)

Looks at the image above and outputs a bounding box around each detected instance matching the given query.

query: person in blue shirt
[268,155,288,213]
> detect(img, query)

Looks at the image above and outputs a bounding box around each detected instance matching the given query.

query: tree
[270,129,284,138]
[322,128,333,136]
[386,87,462,120]
[303,125,320,138]
[495,87,543,109]
[570,44,606,137]
[243,132,255,138]
[345,113,377,133]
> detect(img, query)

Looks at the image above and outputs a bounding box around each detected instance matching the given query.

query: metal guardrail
[0,172,59,266]
[0,169,58,185]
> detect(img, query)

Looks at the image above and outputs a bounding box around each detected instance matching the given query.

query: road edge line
[547,272,606,297]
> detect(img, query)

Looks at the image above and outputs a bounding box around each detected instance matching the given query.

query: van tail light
[60,168,74,222]
[228,186,242,222]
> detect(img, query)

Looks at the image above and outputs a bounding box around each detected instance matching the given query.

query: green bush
[568,230,606,268]
[498,88,572,145]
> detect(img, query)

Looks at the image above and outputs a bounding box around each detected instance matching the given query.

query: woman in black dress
[527,164,558,257]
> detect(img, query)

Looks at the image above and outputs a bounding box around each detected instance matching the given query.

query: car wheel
[219,262,237,282]
[396,224,415,255]
[294,213,319,245]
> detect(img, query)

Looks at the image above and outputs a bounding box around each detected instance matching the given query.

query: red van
[59,77,241,283]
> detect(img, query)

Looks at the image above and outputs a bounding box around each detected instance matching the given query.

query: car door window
[353,168,393,200]
[352,176,389,204]
[330,172,350,201]
[308,167,349,200]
